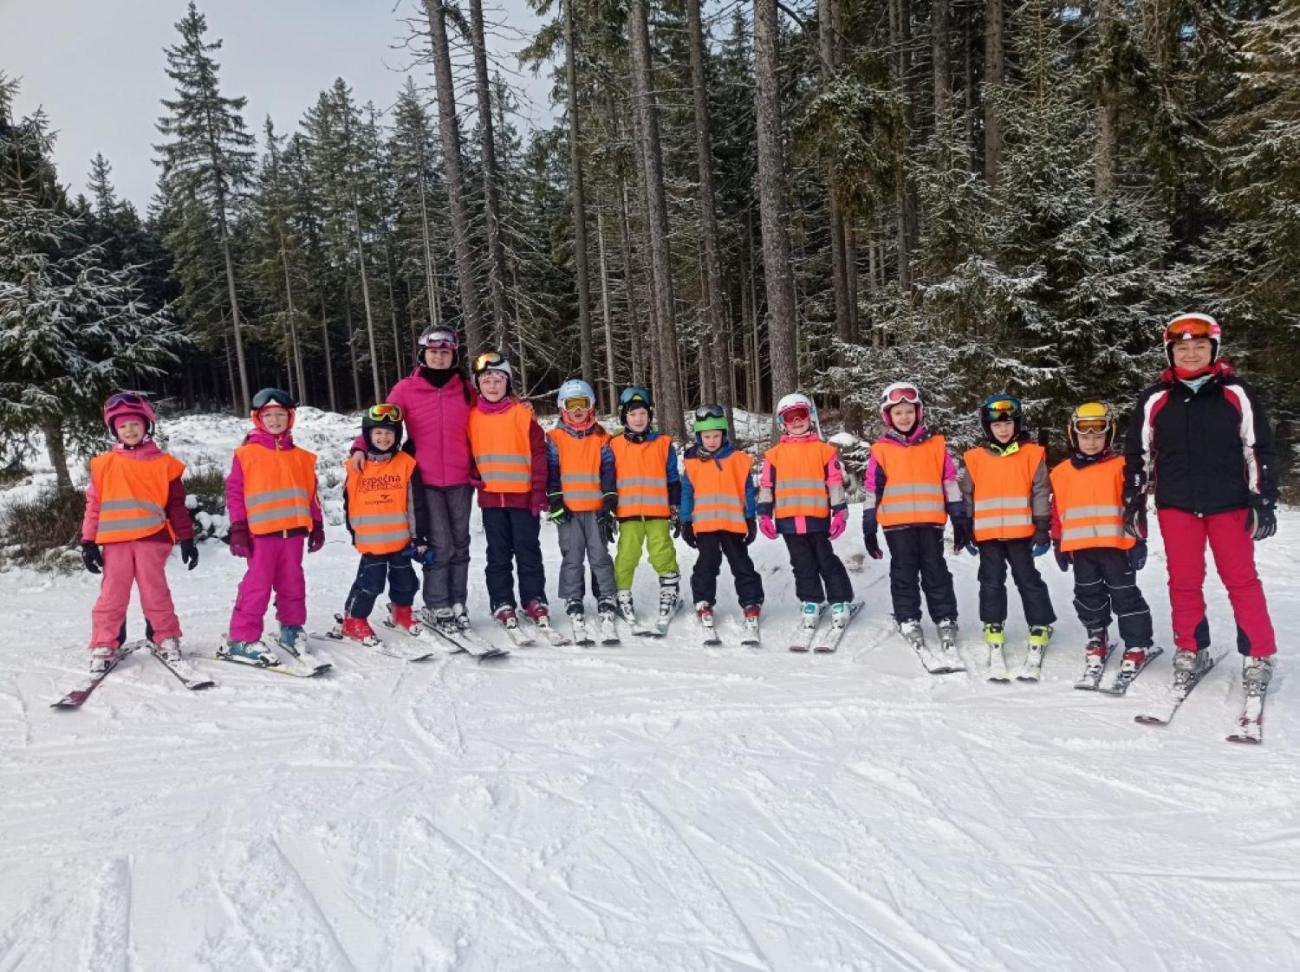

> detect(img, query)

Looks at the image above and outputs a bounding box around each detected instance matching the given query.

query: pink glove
[759,515,778,540]
[829,509,848,540]
[228,520,252,558]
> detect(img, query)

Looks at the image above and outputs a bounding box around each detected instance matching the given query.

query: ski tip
[1134,715,1168,726]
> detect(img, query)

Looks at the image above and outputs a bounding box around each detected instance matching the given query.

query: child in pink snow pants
[222,389,324,666]
[82,393,198,673]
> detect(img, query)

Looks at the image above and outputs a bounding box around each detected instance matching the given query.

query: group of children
[80,313,1277,700]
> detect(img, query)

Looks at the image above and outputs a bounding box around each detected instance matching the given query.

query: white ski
[813,602,863,653]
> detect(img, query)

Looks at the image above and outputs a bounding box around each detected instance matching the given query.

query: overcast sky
[0,0,555,209]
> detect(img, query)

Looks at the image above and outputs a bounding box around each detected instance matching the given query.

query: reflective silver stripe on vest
[98,515,166,535]
[101,498,165,516]
[483,470,532,482]
[1061,524,1126,541]
[360,528,412,544]
[880,483,945,514]
[619,491,668,505]
[351,513,410,526]
[476,453,529,466]
[696,493,744,510]
[247,487,310,506]
[248,505,312,525]
[1061,505,1123,522]
[974,496,1031,512]
[978,515,1033,530]
[618,477,666,488]
[777,478,828,492]
[562,472,602,500]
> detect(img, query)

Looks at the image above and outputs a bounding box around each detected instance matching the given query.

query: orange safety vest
[609,434,672,518]
[90,451,185,544]
[345,451,417,555]
[1049,455,1135,553]
[683,451,751,534]
[468,402,533,494]
[237,443,318,535]
[963,442,1044,541]
[765,440,837,519]
[547,426,607,512]
[871,436,949,528]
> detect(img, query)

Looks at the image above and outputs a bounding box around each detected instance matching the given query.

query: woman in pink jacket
[350,327,477,632]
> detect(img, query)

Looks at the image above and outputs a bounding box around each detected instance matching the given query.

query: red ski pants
[1157,507,1275,657]
[89,540,182,647]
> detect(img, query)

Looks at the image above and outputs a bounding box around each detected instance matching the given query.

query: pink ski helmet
[103,391,157,439]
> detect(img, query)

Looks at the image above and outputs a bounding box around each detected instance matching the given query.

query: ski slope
[1,411,1296,971]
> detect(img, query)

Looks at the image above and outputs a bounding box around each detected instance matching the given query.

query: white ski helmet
[556,378,596,409]
[775,392,821,436]
[879,381,924,431]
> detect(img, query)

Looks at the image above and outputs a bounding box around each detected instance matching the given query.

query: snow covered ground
[1,410,1297,971]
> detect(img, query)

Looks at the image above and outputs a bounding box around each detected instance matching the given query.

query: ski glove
[1127,539,1148,572]
[228,520,253,558]
[402,541,437,567]
[598,514,618,546]
[1031,521,1051,558]
[1123,497,1147,540]
[308,520,325,553]
[179,538,199,570]
[546,493,571,525]
[1053,542,1071,573]
[759,515,778,540]
[951,516,974,554]
[829,509,848,540]
[681,522,697,549]
[80,541,103,574]
[744,518,758,546]
[670,507,681,539]
[1248,496,1277,542]
[863,529,883,561]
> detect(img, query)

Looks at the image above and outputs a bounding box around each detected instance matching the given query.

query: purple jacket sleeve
[81,475,100,543]
[166,476,194,541]
[226,453,247,523]
[529,419,548,509]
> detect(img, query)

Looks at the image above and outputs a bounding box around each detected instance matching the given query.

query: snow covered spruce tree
[0,84,185,491]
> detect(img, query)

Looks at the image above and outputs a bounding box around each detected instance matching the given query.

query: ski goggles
[252,388,298,410]
[1072,418,1109,435]
[106,392,147,408]
[367,403,403,423]
[473,351,507,373]
[563,396,593,411]
[883,385,921,406]
[1071,402,1111,435]
[694,404,725,421]
[780,406,811,423]
[1165,317,1217,341]
[620,386,652,407]
[983,399,1019,421]
[418,329,459,351]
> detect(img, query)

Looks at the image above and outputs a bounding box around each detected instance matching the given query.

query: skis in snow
[51,643,142,708]
[420,616,509,661]
[1096,647,1164,696]
[1227,693,1266,745]
[136,641,216,690]
[897,621,965,675]
[1135,651,1227,726]
[633,595,682,638]
[214,649,331,678]
[789,603,828,652]
[52,641,214,708]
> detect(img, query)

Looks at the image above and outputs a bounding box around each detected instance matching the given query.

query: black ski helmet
[362,402,404,454]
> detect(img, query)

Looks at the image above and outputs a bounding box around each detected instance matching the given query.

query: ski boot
[616,590,638,625]
[566,598,585,620]
[1085,626,1109,668]
[801,602,823,631]
[936,618,959,653]
[898,618,926,650]
[422,606,458,637]
[1172,647,1212,689]
[277,624,315,659]
[493,604,520,629]
[335,616,379,646]
[451,602,472,632]
[89,644,120,674]
[153,637,183,664]
[1119,644,1150,675]
[741,603,762,644]
[984,623,1009,681]
[695,601,718,644]
[1243,655,1273,697]
[220,638,279,666]
[1018,625,1052,681]
[597,597,621,645]
[525,599,551,625]
[656,574,681,628]
[387,603,421,635]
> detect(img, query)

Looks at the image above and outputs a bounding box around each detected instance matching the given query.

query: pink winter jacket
[81,440,192,544]
[379,369,476,488]
[226,429,323,527]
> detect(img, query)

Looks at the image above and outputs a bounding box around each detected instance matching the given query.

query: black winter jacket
[1124,362,1277,516]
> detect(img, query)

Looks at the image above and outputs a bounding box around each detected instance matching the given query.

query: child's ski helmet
[619,386,653,426]
[103,391,158,439]
[251,387,298,433]
[1163,313,1221,367]
[471,350,514,392]
[979,393,1022,441]
[1066,401,1116,452]
[362,402,404,454]
[879,381,923,431]
[556,378,596,410]
[692,403,728,435]
[775,392,821,437]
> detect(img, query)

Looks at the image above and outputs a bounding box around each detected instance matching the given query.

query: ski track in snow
[2,410,1299,970]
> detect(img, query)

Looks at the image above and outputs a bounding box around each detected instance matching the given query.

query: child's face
[260,406,290,434]
[700,430,724,451]
[423,346,454,370]
[888,402,917,433]
[989,419,1016,444]
[370,427,397,451]
[565,401,592,425]
[115,419,146,446]
[783,410,811,436]
[625,407,650,433]
[1076,429,1107,455]
[478,371,508,402]
[1172,338,1212,371]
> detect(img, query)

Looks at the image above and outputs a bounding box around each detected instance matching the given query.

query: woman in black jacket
[1123,313,1278,699]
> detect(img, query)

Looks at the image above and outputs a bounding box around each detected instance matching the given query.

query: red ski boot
[339,615,378,645]
[388,603,420,635]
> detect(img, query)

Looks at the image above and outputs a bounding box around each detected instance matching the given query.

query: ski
[814,602,863,653]
[523,614,572,647]
[317,625,437,662]
[51,643,142,708]
[1073,647,1113,691]
[790,604,828,653]
[932,624,966,674]
[1016,627,1053,682]
[1135,651,1226,726]
[568,614,596,647]
[740,614,761,647]
[1226,693,1266,745]
[420,618,510,660]
[138,641,215,690]
[495,614,536,648]
[598,612,621,646]
[213,652,331,678]
[898,624,963,674]
[1097,647,1164,696]
[697,608,722,647]
[986,645,1010,683]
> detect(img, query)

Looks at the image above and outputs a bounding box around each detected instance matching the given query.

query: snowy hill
[0,410,1295,970]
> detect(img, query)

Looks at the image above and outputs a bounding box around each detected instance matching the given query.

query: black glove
[864,529,883,560]
[81,541,103,574]
[1031,520,1051,558]
[951,516,973,554]
[744,518,757,546]
[179,538,199,570]
[1248,496,1277,542]
[670,507,681,539]
[547,493,571,525]
[681,522,697,548]
[599,514,617,545]
[1126,539,1148,571]
[1123,496,1147,540]
[1054,542,1071,573]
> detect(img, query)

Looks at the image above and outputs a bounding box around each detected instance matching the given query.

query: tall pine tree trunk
[467,0,510,346]
[277,233,307,406]
[686,0,733,412]
[418,166,440,331]
[42,419,73,493]
[617,177,645,388]
[628,0,685,439]
[754,0,799,404]
[352,197,382,402]
[1094,0,1119,198]
[984,0,1006,185]
[218,230,250,414]
[318,291,338,412]
[565,0,595,389]
[597,208,618,412]
[423,0,485,354]
[818,0,852,344]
